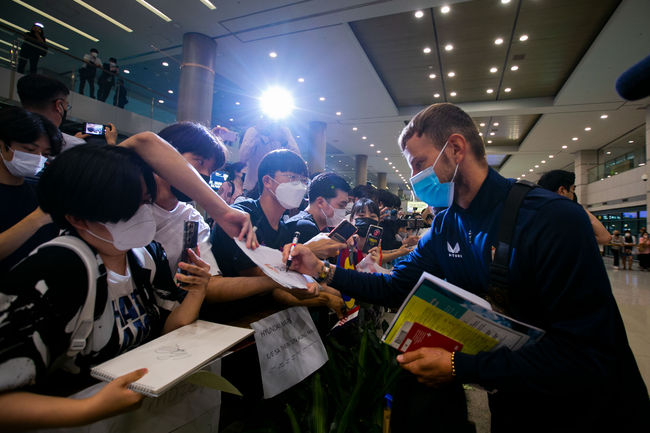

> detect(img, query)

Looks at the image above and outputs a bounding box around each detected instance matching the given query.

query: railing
[0,22,176,125]
[587,135,646,183]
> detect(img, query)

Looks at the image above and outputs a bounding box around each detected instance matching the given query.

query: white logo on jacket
[447,242,462,258]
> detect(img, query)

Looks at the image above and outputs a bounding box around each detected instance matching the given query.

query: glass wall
[594,206,647,256]
[587,125,646,183]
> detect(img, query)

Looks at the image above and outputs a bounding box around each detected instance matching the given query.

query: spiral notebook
[91,320,254,397]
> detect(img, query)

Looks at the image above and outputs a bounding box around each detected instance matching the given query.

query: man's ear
[448,133,468,164]
[262,174,274,190]
[65,215,88,231]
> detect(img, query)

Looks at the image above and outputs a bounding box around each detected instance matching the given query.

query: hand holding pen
[285,231,301,271]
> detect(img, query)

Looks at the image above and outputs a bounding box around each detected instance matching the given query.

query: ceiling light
[384,157,388,160]
[162,61,169,67]
[510,65,519,71]
[429,73,436,79]
[12,0,100,41]
[319,97,326,101]
[606,151,611,155]
[486,89,494,94]
[501,0,511,3]
[362,136,367,140]
[504,87,512,92]
[489,132,496,136]
[585,127,591,131]
[389,162,393,165]
[297,77,304,83]
[448,71,455,77]
[572,137,578,141]
[414,10,424,18]
[336,112,341,116]
[0,56,11,63]
[490,67,498,73]
[562,145,568,149]
[200,0,217,9]
[529,169,533,172]
[450,91,457,97]
[369,143,374,147]
[158,99,164,104]
[549,155,554,158]
[519,34,528,41]
[123,69,130,74]
[480,122,485,127]
[423,47,432,54]
[535,165,539,168]
[541,160,546,164]
[229,118,234,122]
[445,44,453,51]
[521,174,526,177]
[260,87,294,119]
[235,101,240,105]
[269,51,278,58]
[73,0,133,32]
[377,150,381,154]
[433,93,440,98]
[168,89,173,94]
[494,38,504,45]
[0,39,13,47]
[487,140,492,144]
[493,122,499,126]
[600,114,608,119]
[479,132,483,136]
[135,0,172,22]
[628,140,634,143]
[352,127,357,131]
[441,5,450,14]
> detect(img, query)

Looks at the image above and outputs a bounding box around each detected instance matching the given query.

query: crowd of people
[0,71,647,432]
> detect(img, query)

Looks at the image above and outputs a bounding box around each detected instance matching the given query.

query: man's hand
[74,132,90,140]
[222,207,259,249]
[85,369,147,421]
[281,281,320,300]
[402,235,419,247]
[322,292,345,318]
[282,244,322,276]
[305,236,346,259]
[105,123,118,145]
[396,347,454,387]
[175,249,211,295]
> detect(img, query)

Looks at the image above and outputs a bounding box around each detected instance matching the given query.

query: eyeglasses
[276,173,310,186]
[53,98,72,111]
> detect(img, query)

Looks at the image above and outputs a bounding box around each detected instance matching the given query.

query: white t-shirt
[152,202,220,276]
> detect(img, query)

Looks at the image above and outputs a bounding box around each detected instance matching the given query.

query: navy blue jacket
[331,168,648,431]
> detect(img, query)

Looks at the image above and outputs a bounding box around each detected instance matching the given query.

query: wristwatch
[316,260,334,284]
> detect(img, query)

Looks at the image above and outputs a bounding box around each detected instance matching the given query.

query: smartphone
[328,219,358,243]
[84,122,105,136]
[363,225,383,253]
[176,221,199,287]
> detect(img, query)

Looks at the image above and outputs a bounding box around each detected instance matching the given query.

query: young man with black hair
[537,169,611,245]
[79,48,102,98]
[285,172,351,244]
[17,74,118,150]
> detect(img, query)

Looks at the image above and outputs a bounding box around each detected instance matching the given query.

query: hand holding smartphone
[83,122,106,136]
[328,219,358,243]
[363,225,383,253]
[176,221,199,287]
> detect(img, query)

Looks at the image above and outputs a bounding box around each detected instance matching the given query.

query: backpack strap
[486,180,536,314]
[39,236,99,357]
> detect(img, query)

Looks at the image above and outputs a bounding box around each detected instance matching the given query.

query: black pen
[286,231,300,271]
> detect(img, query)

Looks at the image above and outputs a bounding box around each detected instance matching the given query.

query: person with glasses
[17,74,119,151]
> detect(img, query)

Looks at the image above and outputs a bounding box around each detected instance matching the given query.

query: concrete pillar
[177,33,216,126]
[355,154,367,186]
[574,150,598,205]
[377,172,387,189]
[308,121,326,175]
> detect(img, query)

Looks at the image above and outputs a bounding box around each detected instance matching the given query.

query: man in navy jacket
[285,103,648,432]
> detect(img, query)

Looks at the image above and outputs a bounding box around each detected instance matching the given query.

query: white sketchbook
[91,320,254,397]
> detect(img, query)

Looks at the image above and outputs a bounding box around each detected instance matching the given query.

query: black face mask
[573,192,578,203]
[354,217,378,237]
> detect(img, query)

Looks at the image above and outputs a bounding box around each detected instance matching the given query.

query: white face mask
[322,201,347,227]
[86,204,156,251]
[1,148,47,178]
[271,179,307,209]
[345,201,354,213]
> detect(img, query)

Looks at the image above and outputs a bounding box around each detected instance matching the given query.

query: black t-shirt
[285,210,323,244]
[0,182,58,273]
[210,199,292,277]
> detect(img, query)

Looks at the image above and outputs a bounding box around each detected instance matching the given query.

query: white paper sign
[234,239,311,289]
[251,307,328,398]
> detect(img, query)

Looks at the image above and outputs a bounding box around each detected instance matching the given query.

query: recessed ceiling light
[429,73,436,79]
[572,137,578,141]
[298,77,304,83]
[585,127,591,131]
[606,151,611,155]
[389,162,393,165]
[158,99,164,103]
[352,127,357,131]
[486,89,494,94]
[376,150,381,154]
[504,87,512,92]
[628,140,634,143]
[489,132,496,136]
[479,132,483,136]
[529,169,533,172]
[562,145,568,149]
[384,157,388,160]
[441,5,450,14]
[123,69,130,74]
[269,51,278,58]
[162,61,169,67]
[521,174,526,177]
[600,114,608,119]
[493,122,499,126]
[229,118,234,122]
[414,10,424,18]
[549,155,554,158]
[448,71,455,77]
[168,89,173,94]
[519,34,529,41]
[480,122,486,127]
[535,165,539,168]
[501,0,511,3]
[450,91,457,97]
[541,160,546,163]
[319,97,326,101]
[235,101,240,105]
[135,0,172,21]
[423,47,432,54]
[336,112,341,116]
[490,66,498,73]
[362,136,367,140]
[433,93,440,98]
[510,65,519,71]
[494,38,504,45]
[445,44,453,51]
[369,143,374,147]
[487,140,492,144]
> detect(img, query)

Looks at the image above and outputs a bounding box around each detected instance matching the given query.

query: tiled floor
[466,256,650,433]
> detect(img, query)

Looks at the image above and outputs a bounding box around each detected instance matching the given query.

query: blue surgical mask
[410,140,458,208]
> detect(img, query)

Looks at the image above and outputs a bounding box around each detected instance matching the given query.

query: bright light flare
[260,87,294,119]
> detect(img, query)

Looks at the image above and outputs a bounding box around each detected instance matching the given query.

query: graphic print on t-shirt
[113,292,152,351]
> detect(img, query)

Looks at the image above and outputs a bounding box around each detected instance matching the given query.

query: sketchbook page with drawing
[234,238,312,289]
[382,272,545,355]
[91,320,254,397]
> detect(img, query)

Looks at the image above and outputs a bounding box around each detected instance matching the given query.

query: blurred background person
[17,23,47,75]
[97,57,119,102]
[78,48,102,98]
[217,161,246,205]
